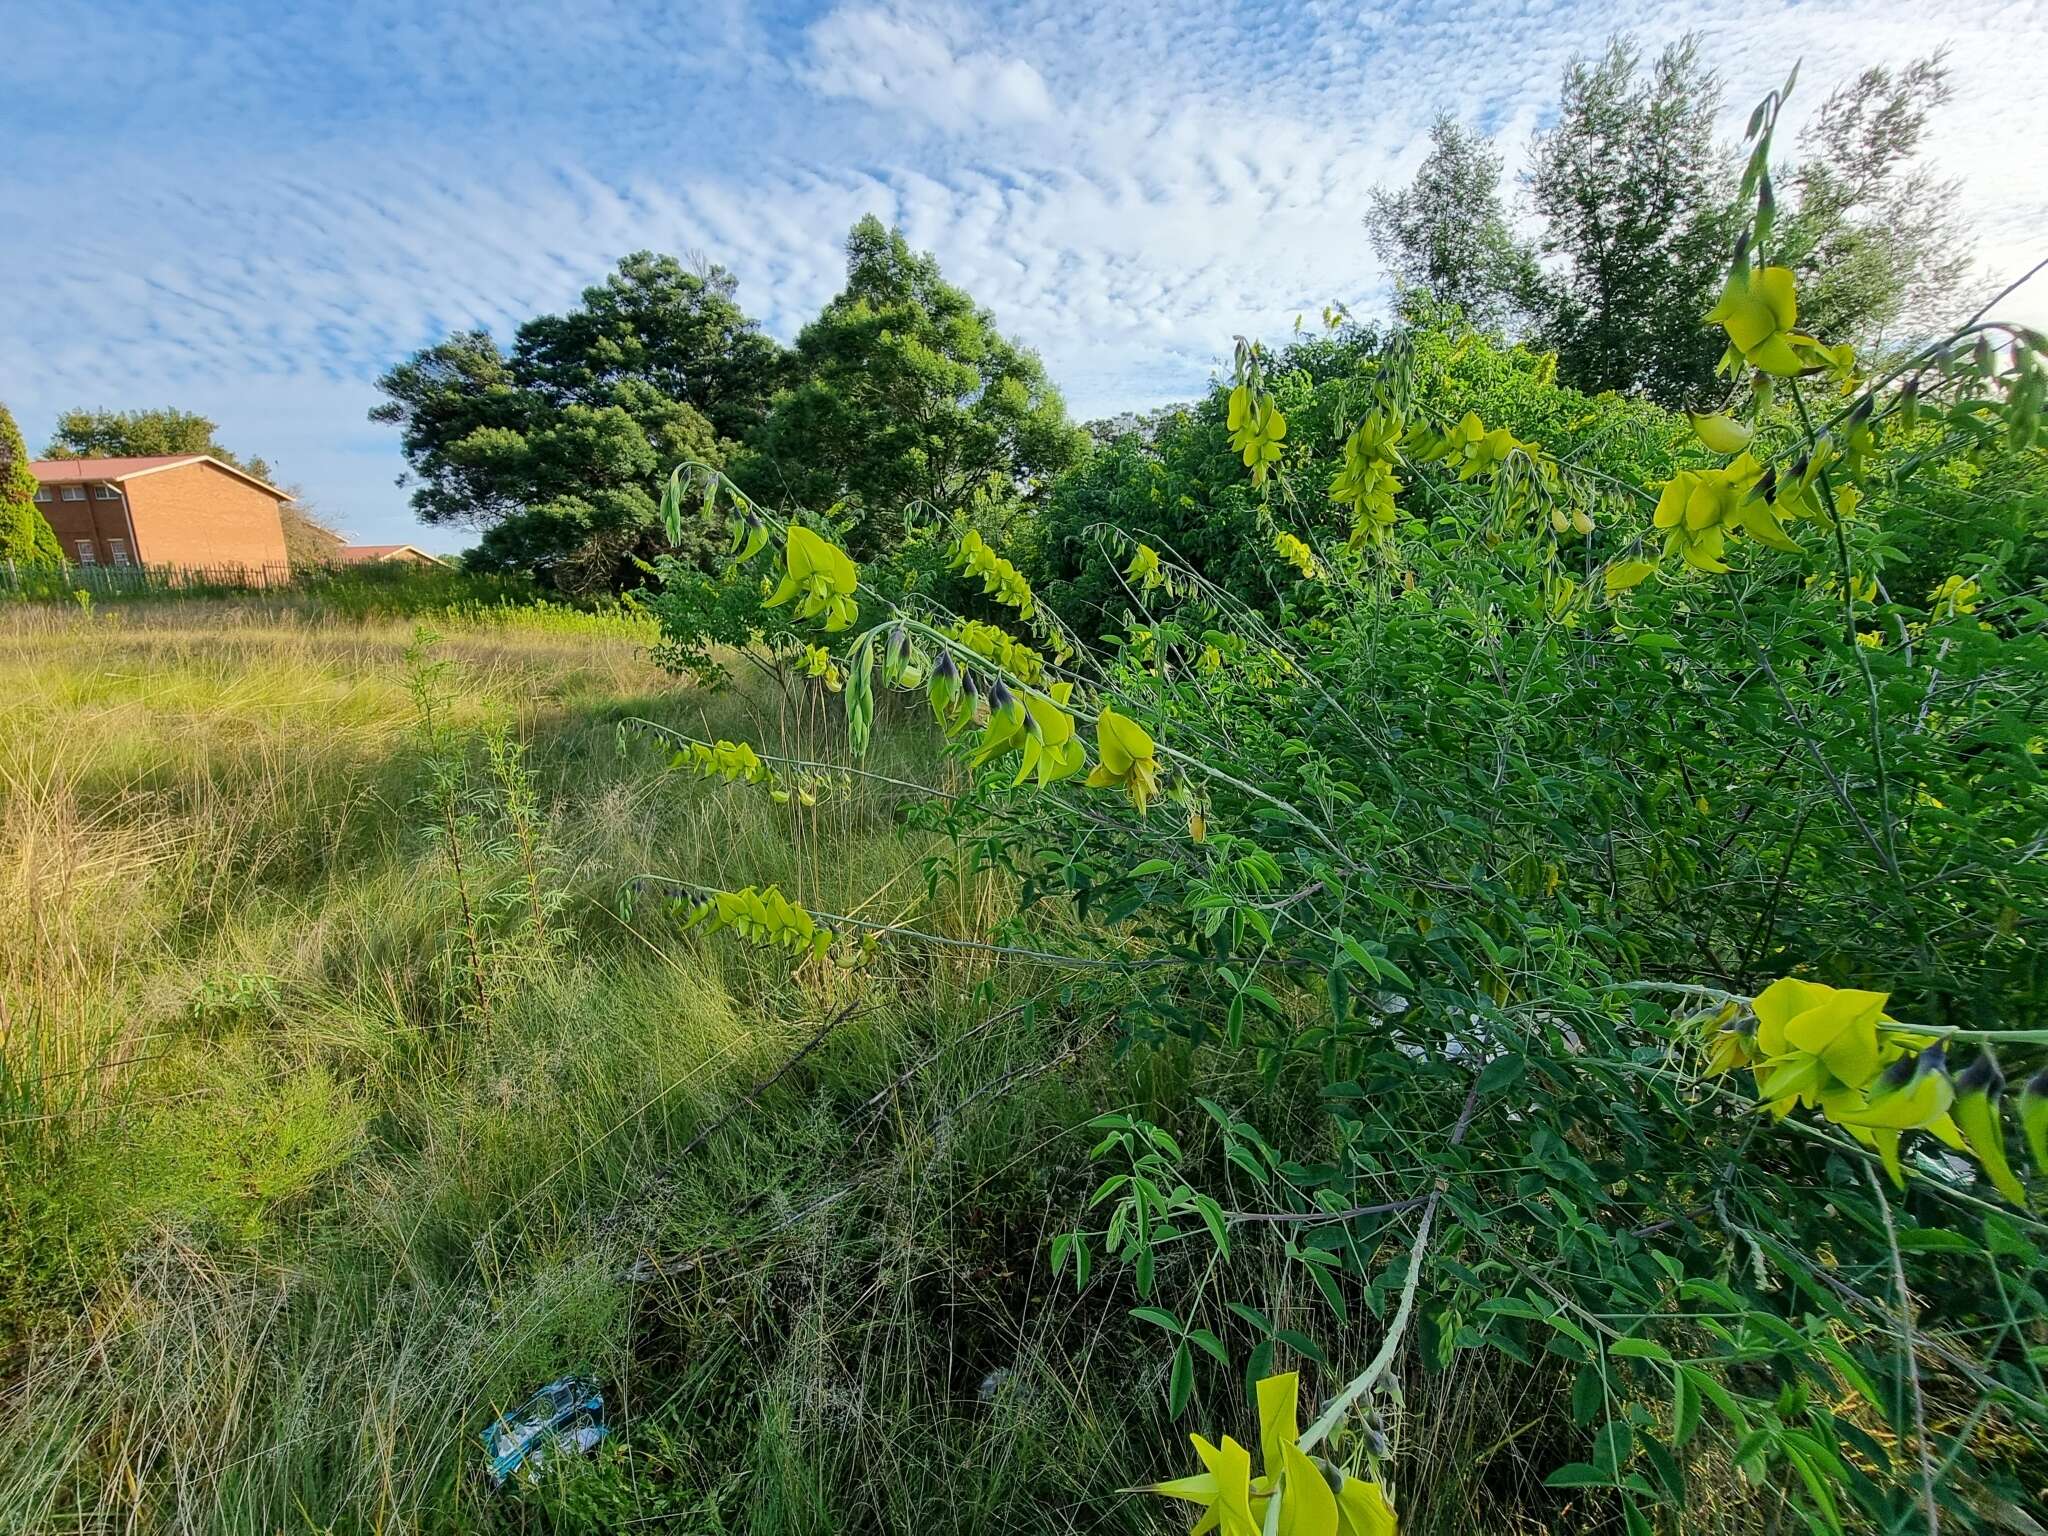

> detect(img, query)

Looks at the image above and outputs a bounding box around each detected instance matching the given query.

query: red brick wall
[33,485,138,566]
[124,463,291,576]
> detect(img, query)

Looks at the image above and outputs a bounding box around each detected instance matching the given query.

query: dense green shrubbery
[644,74,2048,1534]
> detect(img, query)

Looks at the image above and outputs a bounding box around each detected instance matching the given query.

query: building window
[75,540,97,565]
[33,487,51,502]
[61,486,86,501]
[95,484,121,501]
[108,539,132,567]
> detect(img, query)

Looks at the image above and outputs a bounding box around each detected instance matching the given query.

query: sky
[4,0,2046,552]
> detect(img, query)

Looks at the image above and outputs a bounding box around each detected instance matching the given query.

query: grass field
[0,598,1593,1534]
[0,597,1171,1533]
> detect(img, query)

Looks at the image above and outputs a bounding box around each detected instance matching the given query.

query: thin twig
[1300,1074,1485,1452]
[1865,1164,1940,1535]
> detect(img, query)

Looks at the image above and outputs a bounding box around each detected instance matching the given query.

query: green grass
[0,600,1614,1535]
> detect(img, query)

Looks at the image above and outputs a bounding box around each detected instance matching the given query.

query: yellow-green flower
[1651,453,1800,572]
[765,525,861,632]
[1149,1373,1397,1536]
[1273,530,1320,580]
[1086,705,1160,815]
[1229,386,1288,482]
[1706,266,1856,381]
[1128,542,1167,595]
[1751,976,1889,1114]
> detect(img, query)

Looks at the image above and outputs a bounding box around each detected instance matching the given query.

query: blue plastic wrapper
[481,1377,607,1487]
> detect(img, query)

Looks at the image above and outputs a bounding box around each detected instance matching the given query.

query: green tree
[1364,114,1540,334]
[1777,53,1973,348]
[0,402,64,567]
[1526,33,1734,404]
[43,406,278,484]
[737,216,1085,559]
[372,254,781,588]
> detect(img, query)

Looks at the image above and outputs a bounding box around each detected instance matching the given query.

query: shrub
[644,80,2048,1534]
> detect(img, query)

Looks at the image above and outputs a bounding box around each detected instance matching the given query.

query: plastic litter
[481,1377,608,1487]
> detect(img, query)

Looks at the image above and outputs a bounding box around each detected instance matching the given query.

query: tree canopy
[1,402,64,567]
[1364,114,1539,334]
[371,254,781,588]
[43,407,278,484]
[736,216,1085,559]
[1525,33,1734,405]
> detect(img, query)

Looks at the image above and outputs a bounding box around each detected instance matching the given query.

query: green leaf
[1129,1305,1181,1335]
[1169,1341,1194,1418]
[1479,1055,1527,1094]
[1544,1462,1612,1489]
[1610,1337,1673,1363]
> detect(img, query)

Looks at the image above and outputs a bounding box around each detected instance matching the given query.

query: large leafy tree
[738,216,1085,559]
[1364,114,1540,334]
[371,254,781,588]
[1526,34,1734,405]
[1,402,64,567]
[1776,53,1973,349]
[43,406,278,484]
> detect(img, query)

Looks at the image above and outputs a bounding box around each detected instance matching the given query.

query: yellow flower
[1128,542,1167,595]
[1706,266,1855,381]
[1229,386,1288,483]
[1929,574,1980,621]
[1273,530,1320,580]
[1086,705,1160,815]
[764,525,860,632]
[1149,1373,1398,1536]
[1651,453,1801,572]
[1752,977,1888,1109]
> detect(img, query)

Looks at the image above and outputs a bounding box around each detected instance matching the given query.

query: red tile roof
[28,454,289,499]
[29,455,202,480]
[339,544,450,565]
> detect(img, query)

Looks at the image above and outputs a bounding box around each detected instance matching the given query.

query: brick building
[28,455,292,576]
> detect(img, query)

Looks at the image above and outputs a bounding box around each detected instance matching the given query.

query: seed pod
[1953,1050,2029,1207]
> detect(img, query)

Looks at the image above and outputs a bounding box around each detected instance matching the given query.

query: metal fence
[0,560,293,596]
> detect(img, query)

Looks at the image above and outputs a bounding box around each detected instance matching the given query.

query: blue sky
[6,0,2045,551]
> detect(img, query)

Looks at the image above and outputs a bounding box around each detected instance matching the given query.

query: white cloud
[799,4,1056,132]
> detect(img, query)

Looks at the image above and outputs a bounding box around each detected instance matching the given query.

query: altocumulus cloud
[1,0,2043,547]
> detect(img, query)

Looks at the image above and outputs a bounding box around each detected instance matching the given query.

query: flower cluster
[675,884,837,961]
[952,530,1039,621]
[765,525,860,632]
[1706,978,2045,1201]
[1273,530,1321,581]
[1706,264,1856,382]
[670,738,772,787]
[1652,453,1820,573]
[950,617,1049,685]
[1330,412,1404,549]
[796,643,843,691]
[1228,384,1288,483]
[1149,1373,1397,1536]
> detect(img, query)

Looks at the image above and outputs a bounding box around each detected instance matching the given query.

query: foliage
[734,215,1086,560]
[40,405,280,484]
[1775,53,1975,349]
[0,402,62,568]
[1525,33,1734,405]
[647,67,2048,1535]
[371,253,781,589]
[1364,113,1540,336]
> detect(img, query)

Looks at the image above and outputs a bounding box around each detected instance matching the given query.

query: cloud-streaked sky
[6,0,2045,550]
